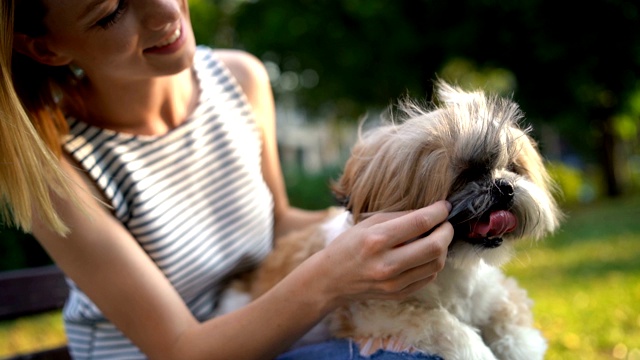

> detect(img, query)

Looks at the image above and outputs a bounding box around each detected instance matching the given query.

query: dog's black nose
[493,178,514,206]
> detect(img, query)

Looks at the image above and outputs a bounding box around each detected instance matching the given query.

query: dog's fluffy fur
[249,81,561,359]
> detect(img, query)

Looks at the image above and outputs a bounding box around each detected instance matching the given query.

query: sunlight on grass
[506,197,640,360]
[0,311,66,357]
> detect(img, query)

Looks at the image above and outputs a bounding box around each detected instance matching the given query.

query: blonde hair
[1,0,74,235]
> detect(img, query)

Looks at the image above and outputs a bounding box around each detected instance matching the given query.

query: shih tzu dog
[248,81,562,360]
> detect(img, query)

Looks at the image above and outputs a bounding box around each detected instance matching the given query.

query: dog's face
[333,81,561,268]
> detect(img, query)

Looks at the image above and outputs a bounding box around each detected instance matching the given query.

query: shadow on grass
[545,195,640,250]
[558,255,640,280]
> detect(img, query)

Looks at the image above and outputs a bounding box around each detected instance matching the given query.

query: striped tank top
[62,46,274,359]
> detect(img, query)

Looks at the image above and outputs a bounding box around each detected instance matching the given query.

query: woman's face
[40,0,196,82]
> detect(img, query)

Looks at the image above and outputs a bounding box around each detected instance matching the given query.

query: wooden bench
[0,265,71,360]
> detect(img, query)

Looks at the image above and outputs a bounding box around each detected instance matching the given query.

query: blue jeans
[277,339,444,360]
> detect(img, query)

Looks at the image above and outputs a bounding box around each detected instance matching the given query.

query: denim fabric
[277,339,444,360]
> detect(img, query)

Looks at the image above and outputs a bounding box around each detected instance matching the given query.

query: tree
[214,0,640,197]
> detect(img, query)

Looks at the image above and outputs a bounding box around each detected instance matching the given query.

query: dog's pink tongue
[469,210,518,238]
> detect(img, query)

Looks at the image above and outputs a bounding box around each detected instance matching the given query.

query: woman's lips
[144,22,185,54]
[155,27,181,48]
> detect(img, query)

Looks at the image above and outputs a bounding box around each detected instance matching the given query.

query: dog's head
[333,81,561,268]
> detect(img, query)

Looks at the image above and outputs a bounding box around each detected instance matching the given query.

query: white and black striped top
[62,46,274,359]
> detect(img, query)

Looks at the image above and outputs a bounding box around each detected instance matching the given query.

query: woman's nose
[139,0,181,31]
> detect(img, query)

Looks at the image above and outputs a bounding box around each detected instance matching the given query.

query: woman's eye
[96,0,128,29]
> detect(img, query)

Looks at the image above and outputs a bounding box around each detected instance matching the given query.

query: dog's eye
[507,162,523,175]
[454,166,489,187]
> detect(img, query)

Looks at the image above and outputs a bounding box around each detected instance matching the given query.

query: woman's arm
[32,158,333,360]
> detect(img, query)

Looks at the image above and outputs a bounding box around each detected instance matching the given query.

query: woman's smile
[144,20,186,55]
[155,26,181,48]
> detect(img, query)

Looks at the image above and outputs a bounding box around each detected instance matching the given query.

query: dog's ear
[329,135,379,220]
[511,128,550,191]
[331,180,350,210]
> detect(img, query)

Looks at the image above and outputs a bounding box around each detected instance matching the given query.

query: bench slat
[0,265,68,320]
[5,346,71,360]
[1,266,71,359]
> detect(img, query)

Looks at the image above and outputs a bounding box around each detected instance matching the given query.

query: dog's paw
[488,326,547,360]
[413,309,498,360]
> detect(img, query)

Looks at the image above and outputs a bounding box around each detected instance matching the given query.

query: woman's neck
[72,67,198,136]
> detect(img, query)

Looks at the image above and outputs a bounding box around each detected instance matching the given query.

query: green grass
[505,196,640,360]
[1,196,639,359]
[0,311,66,357]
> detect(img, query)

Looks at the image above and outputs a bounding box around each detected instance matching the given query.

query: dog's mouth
[452,210,518,248]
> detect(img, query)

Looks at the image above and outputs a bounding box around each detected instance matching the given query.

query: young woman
[1,0,454,358]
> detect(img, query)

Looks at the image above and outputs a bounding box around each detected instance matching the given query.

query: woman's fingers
[380,220,454,276]
[365,201,452,248]
[364,222,452,296]
[322,201,454,304]
[356,201,453,277]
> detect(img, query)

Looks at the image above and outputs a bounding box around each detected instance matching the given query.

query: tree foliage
[206,0,640,196]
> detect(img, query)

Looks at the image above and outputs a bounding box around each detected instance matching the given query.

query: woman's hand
[309,200,453,307]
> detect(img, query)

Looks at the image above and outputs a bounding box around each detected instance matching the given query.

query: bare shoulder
[214,49,270,97]
[213,49,275,131]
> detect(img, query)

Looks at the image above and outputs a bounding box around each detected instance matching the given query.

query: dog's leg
[481,277,547,360]
[412,308,498,360]
[250,207,345,298]
[249,209,345,349]
[250,224,326,298]
[334,306,498,360]
[214,225,326,317]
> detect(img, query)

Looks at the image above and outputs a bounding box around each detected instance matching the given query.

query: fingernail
[445,201,452,212]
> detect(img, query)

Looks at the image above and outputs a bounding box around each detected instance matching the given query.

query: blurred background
[1,0,639,359]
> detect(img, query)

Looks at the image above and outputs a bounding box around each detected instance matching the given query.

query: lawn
[504,195,640,360]
[0,311,66,357]
[1,196,639,359]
